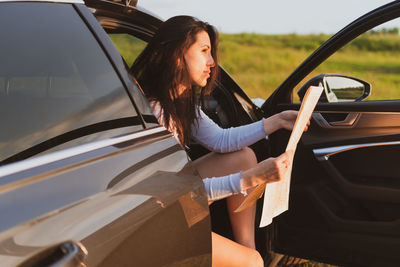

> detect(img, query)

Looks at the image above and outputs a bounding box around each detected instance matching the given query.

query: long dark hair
[131,16,219,146]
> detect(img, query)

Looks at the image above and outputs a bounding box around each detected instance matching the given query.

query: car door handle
[18,240,88,267]
[328,112,359,126]
[313,112,360,128]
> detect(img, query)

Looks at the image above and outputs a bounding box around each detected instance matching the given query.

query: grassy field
[110,31,400,102]
[218,32,400,102]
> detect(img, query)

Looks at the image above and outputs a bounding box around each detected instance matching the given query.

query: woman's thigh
[192,147,257,179]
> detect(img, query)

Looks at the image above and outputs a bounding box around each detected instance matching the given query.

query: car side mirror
[297,74,371,102]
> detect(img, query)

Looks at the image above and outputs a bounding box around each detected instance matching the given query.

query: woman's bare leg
[192,147,258,248]
[226,188,257,248]
[212,232,263,267]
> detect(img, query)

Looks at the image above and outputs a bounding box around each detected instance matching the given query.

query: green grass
[218,33,400,102]
[109,34,147,67]
[109,32,400,102]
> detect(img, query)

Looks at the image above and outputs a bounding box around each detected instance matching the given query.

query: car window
[0,3,144,165]
[107,33,158,127]
[108,33,158,125]
[293,18,400,103]
[109,34,147,67]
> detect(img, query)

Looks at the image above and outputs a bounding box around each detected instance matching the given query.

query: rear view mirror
[297,74,371,102]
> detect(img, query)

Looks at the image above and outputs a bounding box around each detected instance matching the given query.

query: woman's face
[184,30,215,87]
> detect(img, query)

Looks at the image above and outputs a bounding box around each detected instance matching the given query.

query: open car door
[263,1,400,266]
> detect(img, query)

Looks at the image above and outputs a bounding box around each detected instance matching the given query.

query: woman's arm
[262,110,299,136]
[202,150,293,201]
[191,109,266,153]
[203,172,244,201]
[191,109,302,153]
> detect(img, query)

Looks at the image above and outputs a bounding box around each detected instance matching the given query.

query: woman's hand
[241,150,294,190]
[262,110,310,135]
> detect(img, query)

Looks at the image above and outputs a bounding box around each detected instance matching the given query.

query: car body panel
[0,126,211,266]
[0,1,211,266]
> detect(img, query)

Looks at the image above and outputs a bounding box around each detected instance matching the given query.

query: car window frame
[262,1,400,112]
[74,3,149,126]
[75,3,162,126]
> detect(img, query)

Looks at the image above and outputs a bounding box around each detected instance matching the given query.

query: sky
[139,0,396,34]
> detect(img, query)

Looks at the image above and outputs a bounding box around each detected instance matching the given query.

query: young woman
[131,15,302,267]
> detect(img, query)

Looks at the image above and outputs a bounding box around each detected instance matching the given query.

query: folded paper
[234,86,323,228]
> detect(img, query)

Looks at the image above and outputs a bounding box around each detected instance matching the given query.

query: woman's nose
[207,54,215,67]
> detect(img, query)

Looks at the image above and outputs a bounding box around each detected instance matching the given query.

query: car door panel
[0,127,211,266]
[271,102,400,266]
[306,113,400,146]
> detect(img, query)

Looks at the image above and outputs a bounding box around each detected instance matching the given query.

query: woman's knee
[248,249,264,267]
[236,147,257,169]
[211,232,263,267]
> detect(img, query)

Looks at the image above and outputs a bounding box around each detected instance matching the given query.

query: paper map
[234,86,323,227]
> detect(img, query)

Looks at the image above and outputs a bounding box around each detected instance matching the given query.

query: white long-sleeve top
[151,102,267,201]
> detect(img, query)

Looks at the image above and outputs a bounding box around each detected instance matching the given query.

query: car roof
[0,0,84,3]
